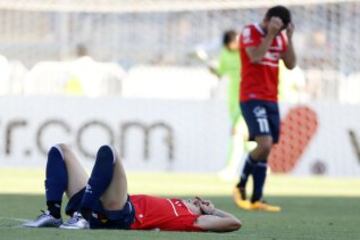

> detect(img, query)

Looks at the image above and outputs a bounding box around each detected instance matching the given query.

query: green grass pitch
[0,169,359,240]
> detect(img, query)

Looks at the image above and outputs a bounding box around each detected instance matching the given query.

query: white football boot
[60,212,89,230]
[23,210,63,228]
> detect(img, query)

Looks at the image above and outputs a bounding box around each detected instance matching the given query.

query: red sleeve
[240,26,261,48]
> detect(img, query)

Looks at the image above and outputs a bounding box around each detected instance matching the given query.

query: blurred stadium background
[0,0,360,101]
[0,0,359,217]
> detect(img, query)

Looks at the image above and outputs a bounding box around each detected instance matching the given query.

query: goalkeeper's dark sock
[45,145,68,217]
[251,160,267,203]
[237,155,256,189]
[80,145,115,220]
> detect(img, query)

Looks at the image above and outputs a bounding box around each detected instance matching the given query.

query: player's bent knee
[97,145,117,163]
[259,146,272,157]
[55,143,70,153]
[48,144,66,160]
[54,143,78,162]
[97,145,114,155]
[253,146,271,160]
[257,140,273,157]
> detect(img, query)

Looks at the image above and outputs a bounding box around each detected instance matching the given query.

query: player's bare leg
[24,143,89,228]
[53,145,129,230]
[57,144,88,198]
[50,144,90,229]
[100,149,128,211]
[251,136,273,160]
[79,145,135,229]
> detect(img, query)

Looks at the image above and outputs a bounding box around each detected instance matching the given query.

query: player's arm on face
[281,22,297,69]
[194,199,241,232]
[246,17,284,63]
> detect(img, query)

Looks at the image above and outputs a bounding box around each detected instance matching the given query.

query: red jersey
[130,194,203,232]
[239,23,288,102]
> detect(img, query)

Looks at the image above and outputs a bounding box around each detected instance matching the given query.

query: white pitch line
[0,217,30,223]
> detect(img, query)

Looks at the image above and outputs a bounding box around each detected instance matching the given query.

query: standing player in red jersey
[24,144,241,232]
[233,6,296,212]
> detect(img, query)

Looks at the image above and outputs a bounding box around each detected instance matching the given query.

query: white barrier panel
[0,97,230,172]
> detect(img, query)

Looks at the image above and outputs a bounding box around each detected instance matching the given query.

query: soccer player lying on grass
[24,144,241,232]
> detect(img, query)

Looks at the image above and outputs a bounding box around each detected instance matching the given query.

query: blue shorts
[66,188,135,229]
[240,100,280,143]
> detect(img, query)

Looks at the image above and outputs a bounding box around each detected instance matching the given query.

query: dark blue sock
[237,155,256,188]
[251,160,267,203]
[45,145,68,217]
[81,145,115,219]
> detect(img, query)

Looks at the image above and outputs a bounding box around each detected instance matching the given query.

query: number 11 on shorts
[257,118,270,133]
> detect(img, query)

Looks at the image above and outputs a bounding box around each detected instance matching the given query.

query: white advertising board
[0,97,230,172]
[0,97,359,176]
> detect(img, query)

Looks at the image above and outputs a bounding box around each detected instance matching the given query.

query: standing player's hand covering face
[268,17,284,36]
[286,22,295,39]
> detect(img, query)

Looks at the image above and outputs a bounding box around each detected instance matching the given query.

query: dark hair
[222,30,237,47]
[265,5,291,28]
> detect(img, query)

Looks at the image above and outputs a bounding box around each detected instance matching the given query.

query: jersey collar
[253,23,266,36]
